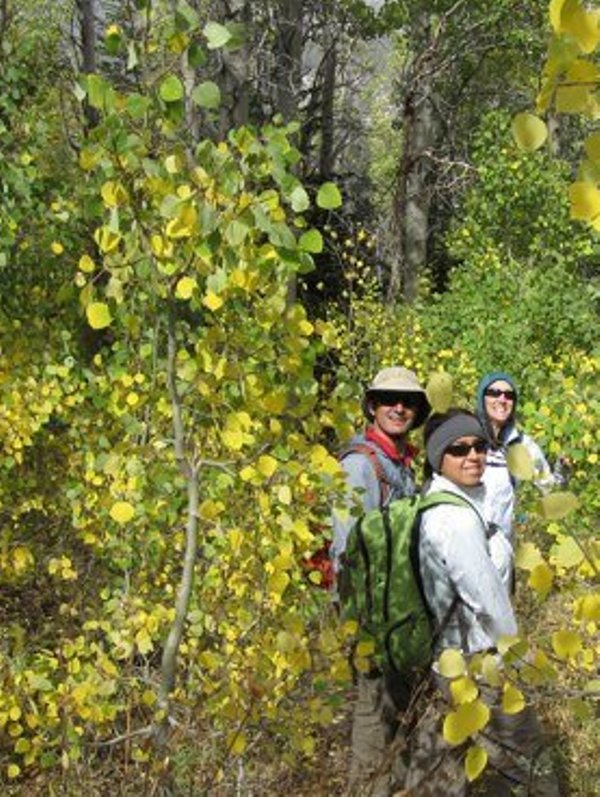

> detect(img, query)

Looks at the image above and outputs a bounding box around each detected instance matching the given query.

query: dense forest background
[0,1,598,795]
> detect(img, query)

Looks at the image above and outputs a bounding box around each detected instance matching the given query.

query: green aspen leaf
[426,371,453,412]
[225,220,249,246]
[316,182,342,209]
[540,491,580,519]
[86,73,108,109]
[299,229,323,254]
[515,542,544,571]
[569,181,600,221]
[552,629,582,659]
[289,185,310,212]
[269,222,297,249]
[191,81,221,109]
[175,0,200,31]
[511,113,548,152]
[437,649,467,679]
[203,21,232,49]
[528,562,554,596]
[506,443,534,480]
[502,684,525,715]
[73,80,86,101]
[550,535,584,569]
[465,745,488,782]
[86,302,112,330]
[127,42,139,70]
[110,501,135,523]
[187,42,207,68]
[159,75,184,102]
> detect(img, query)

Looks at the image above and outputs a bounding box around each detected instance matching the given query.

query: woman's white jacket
[420,474,517,656]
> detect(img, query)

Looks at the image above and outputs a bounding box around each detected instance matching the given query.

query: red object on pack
[303,537,335,590]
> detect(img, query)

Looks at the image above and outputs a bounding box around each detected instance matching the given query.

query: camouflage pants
[347,672,413,797]
[404,679,562,797]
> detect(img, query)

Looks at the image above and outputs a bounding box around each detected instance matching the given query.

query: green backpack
[338,491,470,676]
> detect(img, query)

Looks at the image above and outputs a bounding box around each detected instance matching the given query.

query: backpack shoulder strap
[339,442,392,506]
[418,490,486,529]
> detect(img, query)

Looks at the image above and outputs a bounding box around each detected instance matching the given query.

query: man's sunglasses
[484,388,515,400]
[445,440,488,458]
[374,392,422,408]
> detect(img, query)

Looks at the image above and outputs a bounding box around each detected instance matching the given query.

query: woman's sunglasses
[484,388,515,400]
[445,440,488,458]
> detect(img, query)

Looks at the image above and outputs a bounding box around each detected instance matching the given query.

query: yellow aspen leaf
[165,205,198,238]
[450,676,479,705]
[438,648,467,679]
[511,113,548,152]
[569,181,600,221]
[7,764,21,779]
[575,594,600,622]
[550,0,567,33]
[277,485,292,505]
[109,501,135,524]
[9,706,21,721]
[221,429,244,450]
[175,276,197,299]
[100,180,128,207]
[515,542,544,571]
[257,455,278,478]
[268,570,290,598]
[299,319,314,335]
[443,700,490,746]
[502,683,526,714]
[135,628,153,655]
[528,562,554,596]
[584,130,600,160]
[86,302,112,330]
[12,546,34,572]
[78,254,95,273]
[506,443,534,480]
[465,745,488,782]
[426,371,453,412]
[550,535,584,568]
[355,639,375,657]
[164,154,182,173]
[555,75,593,114]
[552,629,582,659]
[240,465,256,481]
[202,291,224,311]
[50,241,64,255]
[561,1,600,53]
[481,653,503,687]
[94,225,121,253]
[141,690,156,706]
[230,732,247,756]
[540,491,580,519]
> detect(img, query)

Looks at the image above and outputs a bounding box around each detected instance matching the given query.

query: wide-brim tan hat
[364,366,431,428]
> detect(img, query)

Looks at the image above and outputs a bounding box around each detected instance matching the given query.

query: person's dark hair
[422,407,480,481]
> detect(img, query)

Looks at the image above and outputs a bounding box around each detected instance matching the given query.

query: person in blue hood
[475,371,565,548]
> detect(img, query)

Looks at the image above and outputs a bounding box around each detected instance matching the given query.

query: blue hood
[475,371,518,443]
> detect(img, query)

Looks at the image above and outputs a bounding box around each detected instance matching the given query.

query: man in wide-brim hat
[331,365,430,796]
